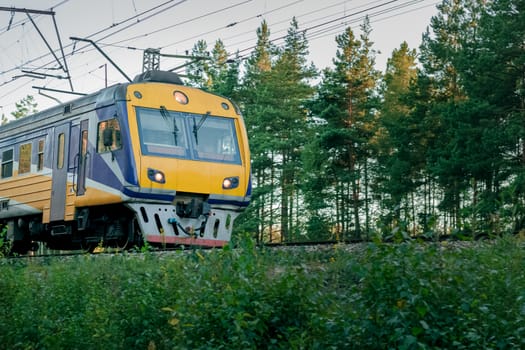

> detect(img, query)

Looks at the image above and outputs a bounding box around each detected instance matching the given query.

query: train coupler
[168,217,206,238]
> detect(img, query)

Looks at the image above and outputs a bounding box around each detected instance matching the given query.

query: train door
[76,119,89,196]
[50,123,70,222]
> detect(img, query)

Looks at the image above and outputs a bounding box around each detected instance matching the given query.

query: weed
[0,236,523,349]
[0,225,11,258]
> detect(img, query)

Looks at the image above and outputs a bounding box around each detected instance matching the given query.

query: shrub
[0,237,523,349]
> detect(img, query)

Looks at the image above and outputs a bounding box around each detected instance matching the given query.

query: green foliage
[0,225,11,258]
[307,18,381,240]
[1,237,524,349]
[184,39,240,97]
[239,18,317,242]
[11,95,38,120]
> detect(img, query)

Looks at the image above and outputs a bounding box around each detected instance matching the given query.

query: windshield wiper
[192,111,210,145]
[160,105,178,146]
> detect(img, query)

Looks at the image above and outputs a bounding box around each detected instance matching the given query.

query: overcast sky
[0,0,438,116]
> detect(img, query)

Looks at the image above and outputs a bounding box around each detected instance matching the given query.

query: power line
[0,0,182,75]
[307,1,438,44]
[160,0,303,50]
[223,0,406,60]
[0,0,71,34]
[219,0,387,52]
[104,0,254,49]
[0,0,185,78]
[5,0,422,79]
[0,0,437,111]
[234,0,434,61]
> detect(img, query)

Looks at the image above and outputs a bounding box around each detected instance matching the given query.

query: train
[0,70,251,253]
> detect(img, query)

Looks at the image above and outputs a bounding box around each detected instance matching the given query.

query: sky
[0,0,439,117]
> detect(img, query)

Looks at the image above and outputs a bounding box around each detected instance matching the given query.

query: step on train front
[0,71,251,252]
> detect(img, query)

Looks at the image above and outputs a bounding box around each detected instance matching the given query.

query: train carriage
[0,70,251,252]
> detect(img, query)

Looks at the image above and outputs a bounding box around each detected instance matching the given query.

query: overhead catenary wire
[0,0,244,107]
[103,0,433,68]
[0,0,71,34]
[3,0,434,80]
[306,1,438,44]
[217,0,388,54]
[0,0,185,77]
[220,0,428,62]
[0,0,437,114]
[104,0,255,49]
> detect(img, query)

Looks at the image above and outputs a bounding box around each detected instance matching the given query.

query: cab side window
[97,118,122,153]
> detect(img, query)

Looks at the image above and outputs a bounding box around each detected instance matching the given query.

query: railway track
[3,234,503,261]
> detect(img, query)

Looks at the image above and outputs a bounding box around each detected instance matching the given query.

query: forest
[179,0,525,243]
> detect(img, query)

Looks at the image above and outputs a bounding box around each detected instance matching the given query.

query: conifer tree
[208,40,240,97]
[271,17,316,241]
[376,42,421,234]
[237,18,316,242]
[185,40,211,89]
[419,0,489,233]
[236,20,279,242]
[309,18,380,240]
[460,0,525,233]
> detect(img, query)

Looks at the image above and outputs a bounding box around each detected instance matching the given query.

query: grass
[1,236,524,349]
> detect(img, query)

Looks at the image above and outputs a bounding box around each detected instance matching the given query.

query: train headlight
[222,176,239,189]
[173,91,188,105]
[148,168,166,184]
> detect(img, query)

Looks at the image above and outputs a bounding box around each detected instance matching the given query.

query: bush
[0,225,11,258]
[0,236,524,349]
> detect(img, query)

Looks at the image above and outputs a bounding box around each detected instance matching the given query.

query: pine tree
[236,20,279,243]
[208,40,240,97]
[461,0,525,233]
[308,18,380,240]
[271,17,316,241]
[237,18,316,242]
[419,0,490,233]
[185,40,211,89]
[376,42,421,235]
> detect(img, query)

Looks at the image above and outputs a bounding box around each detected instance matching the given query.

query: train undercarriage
[1,196,230,255]
[1,204,139,254]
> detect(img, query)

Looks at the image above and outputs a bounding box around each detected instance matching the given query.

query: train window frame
[191,115,241,164]
[37,139,45,171]
[1,149,13,178]
[136,107,190,159]
[97,118,122,153]
[135,107,241,165]
[18,143,32,174]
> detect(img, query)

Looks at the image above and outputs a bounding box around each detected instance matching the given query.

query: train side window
[57,133,65,169]
[81,130,88,156]
[37,139,45,171]
[97,119,122,153]
[1,149,13,178]
[19,143,31,174]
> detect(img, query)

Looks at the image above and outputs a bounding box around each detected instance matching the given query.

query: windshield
[136,107,241,164]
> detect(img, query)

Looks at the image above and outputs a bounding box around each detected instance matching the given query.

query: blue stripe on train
[121,187,176,202]
[208,199,250,207]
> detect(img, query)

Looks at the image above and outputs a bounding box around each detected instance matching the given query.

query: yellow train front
[0,71,251,251]
[121,71,251,247]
